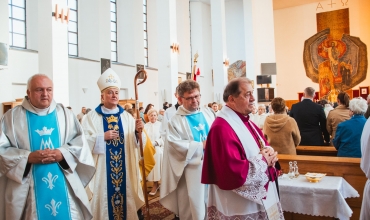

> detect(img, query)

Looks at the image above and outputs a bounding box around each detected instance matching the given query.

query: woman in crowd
[139,107,145,123]
[248,104,257,122]
[333,97,367,158]
[321,99,334,117]
[263,97,301,154]
[143,104,154,122]
[326,92,350,144]
[144,109,164,195]
[251,104,267,129]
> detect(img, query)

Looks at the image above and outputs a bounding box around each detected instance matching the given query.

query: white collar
[101,105,119,114]
[28,100,50,116]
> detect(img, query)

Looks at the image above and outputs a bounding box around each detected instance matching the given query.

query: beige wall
[274,0,370,100]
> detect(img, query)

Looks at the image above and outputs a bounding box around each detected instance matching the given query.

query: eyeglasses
[182,94,201,101]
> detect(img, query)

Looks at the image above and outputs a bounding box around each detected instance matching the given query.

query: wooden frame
[360,86,368,95]
[359,86,369,100]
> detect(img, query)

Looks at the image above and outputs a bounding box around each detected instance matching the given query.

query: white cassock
[249,112,258,122]
[160,105,178,143]
[81,106,145,220]
[160,106,215,220]
[252,113,267,129]
[144,121,164,181]
[0,98,95,220]
[360,119,370,220]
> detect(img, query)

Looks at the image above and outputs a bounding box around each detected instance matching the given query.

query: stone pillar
[157,0,178,104]
[38,0,69,105]
[211,0,228,103]
[190,2,214,103]
[243,0,276,99]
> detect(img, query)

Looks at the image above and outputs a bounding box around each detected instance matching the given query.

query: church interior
[1,0,370,219]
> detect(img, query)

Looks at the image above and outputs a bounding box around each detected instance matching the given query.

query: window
[68,0,78,56]
[143,0,148,66]
[111,0,117,62]
[8,0,26,48]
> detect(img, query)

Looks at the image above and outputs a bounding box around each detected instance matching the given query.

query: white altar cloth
[279,175,359,220]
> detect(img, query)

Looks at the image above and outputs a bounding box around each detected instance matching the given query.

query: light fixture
[223,58,229,67]
[52,4,70,23]
[170,43,180,54]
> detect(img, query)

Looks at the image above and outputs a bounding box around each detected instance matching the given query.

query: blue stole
[26,110,71,220]
[185,111,210,142]
[95,105,127,220]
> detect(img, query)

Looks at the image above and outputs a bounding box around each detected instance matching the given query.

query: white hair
[258,104,265,108]
[367,94,370,100]
[147,108,158,116]
[27,74,52,90]
[349,97,368,115]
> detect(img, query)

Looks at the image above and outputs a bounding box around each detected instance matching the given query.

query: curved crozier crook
[135,69,147,86]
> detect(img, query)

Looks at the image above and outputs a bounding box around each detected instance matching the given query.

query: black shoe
[137,209,144,220]
[174,215,180,220]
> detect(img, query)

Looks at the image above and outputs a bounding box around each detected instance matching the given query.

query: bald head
[26,74,54,109]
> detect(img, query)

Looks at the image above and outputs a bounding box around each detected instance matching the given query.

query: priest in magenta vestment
[202,78,284,219]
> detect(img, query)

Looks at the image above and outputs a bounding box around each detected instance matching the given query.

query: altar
[279,175,359,220]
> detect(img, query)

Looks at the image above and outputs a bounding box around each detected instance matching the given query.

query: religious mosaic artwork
[227,60,246,82]
[303,9,368,102]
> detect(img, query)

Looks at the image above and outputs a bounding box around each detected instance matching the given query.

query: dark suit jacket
[289,99,330,145]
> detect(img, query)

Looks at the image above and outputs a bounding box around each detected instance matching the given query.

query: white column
[211,0,228,103]
[0,0,12,115]
[190,2,214,104]
[243,0,276,98]
[38,0,69,105]
[157,0,178,104]
[118,0,144,66]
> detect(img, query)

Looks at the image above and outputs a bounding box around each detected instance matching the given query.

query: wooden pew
[278,154,366,220]
[296,146,337,157]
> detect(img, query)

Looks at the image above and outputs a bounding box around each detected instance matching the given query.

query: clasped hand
[104,130,119,140]
[28,148,64,164]
[260,147,278,167]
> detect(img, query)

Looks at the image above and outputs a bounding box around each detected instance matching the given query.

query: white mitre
[97,68,122,91]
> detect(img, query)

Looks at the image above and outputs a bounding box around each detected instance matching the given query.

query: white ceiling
[273,0,323,10]
[189,0,323,10]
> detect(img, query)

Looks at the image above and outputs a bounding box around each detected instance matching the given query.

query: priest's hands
[27,149,64,164]
[135,119,144,132]
[260,147,278,167]
[105,130,119,140]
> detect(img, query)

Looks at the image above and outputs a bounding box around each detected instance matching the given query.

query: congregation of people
[1,68,370,220]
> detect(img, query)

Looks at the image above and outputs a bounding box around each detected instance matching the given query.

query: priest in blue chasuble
[160,80,216,220]
[0,74,96,220]
[82,68,146,220]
